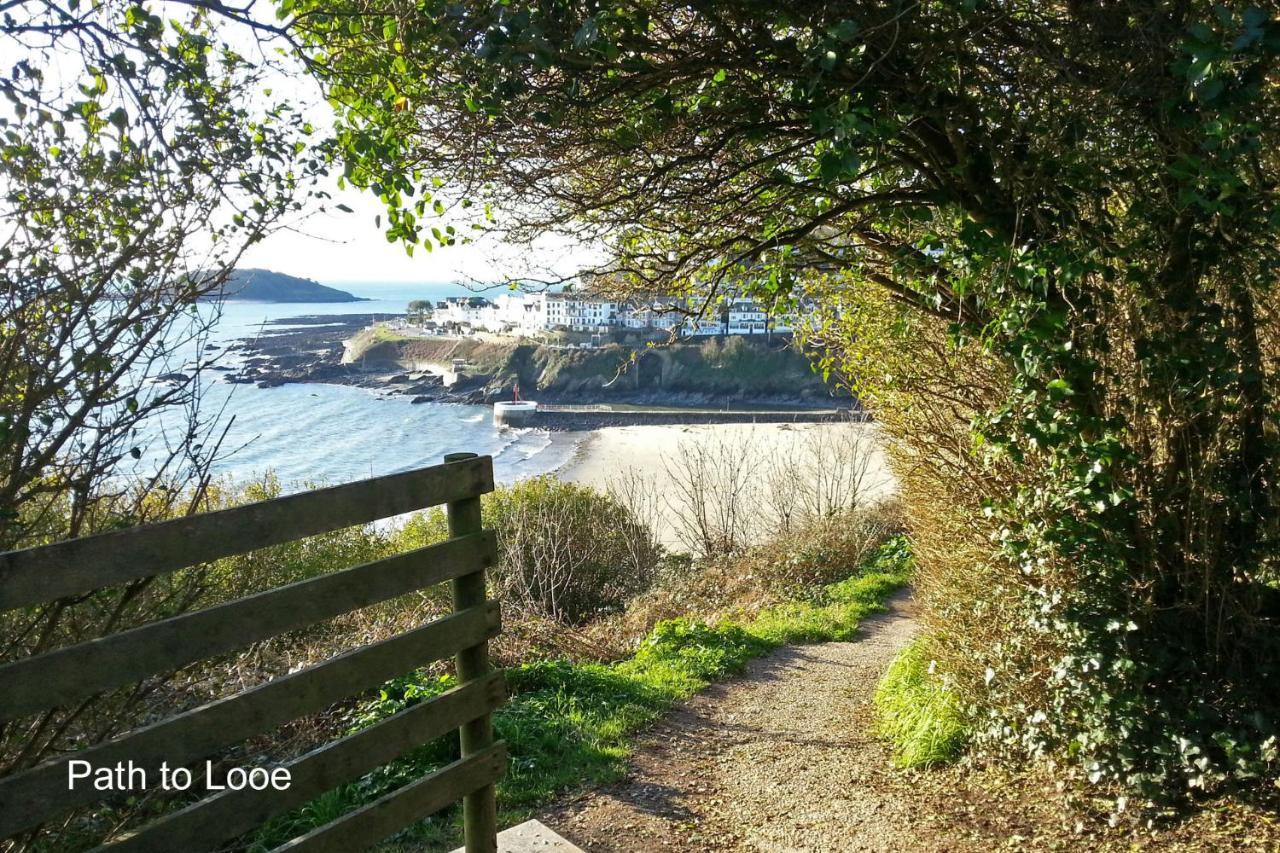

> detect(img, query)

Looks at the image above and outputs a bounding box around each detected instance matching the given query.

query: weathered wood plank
[0,532,497,722]
[106,673,507,852]
[0,602,501,840]
[271,744,508,853]
[444,452,500,853]
[0,456,494,611]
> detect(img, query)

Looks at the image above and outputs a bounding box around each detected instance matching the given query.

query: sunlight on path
[541,592,919,851]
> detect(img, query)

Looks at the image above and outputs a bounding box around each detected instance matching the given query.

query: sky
[238,179,601,286]
[203,7,610,287]
[2,6,603,289]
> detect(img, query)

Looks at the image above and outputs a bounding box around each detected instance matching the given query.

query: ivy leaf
[573,17,599,49]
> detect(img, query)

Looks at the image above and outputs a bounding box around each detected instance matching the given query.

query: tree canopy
[292,0,1280,800]
[1,2,323,544]
[3,0,1278,807]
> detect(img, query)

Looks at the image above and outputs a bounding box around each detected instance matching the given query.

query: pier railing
[0,453,504,852]
[535,403,616,413]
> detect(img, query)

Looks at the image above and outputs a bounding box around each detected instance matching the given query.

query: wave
[488,427,529,460]
[518,430,553,461]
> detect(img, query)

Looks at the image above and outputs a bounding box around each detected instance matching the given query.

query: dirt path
[540,590,1280,853]
[542,592,923,852]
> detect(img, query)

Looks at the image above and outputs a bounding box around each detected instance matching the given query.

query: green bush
[203,475,392,604]
[750,545,912,645]
[624,617,773,689]
[721,334,752,368]
[396,476,661,624]
[875,638,970,768]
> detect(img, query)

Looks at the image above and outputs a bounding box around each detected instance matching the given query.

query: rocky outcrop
[340,333,850,407]
[213,314,850,408]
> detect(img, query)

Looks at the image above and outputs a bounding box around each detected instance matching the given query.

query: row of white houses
[425,292,800,338]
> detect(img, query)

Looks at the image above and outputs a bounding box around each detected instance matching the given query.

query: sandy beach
[558,422,896,549]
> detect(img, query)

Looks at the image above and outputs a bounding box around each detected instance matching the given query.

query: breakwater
[523,406,863,431]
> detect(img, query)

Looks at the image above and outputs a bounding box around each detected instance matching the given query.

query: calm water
[138,282,577,490]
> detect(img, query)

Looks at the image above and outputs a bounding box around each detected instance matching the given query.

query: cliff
[342,332,848,405]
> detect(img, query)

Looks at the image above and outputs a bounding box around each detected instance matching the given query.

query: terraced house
[430,291,802,338]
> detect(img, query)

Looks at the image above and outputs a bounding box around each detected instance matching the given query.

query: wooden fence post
[444,452,498,853]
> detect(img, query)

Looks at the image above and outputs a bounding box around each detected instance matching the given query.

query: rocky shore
[212,315,485,405]
[209,313,852,409]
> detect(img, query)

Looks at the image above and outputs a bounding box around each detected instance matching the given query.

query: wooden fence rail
[0,453,504,852]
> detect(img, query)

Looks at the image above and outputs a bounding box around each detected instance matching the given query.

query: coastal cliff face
[341,332,847,406]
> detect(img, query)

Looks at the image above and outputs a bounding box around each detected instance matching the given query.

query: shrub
[202,475,393,604]
[750,502,902,595]
[396,476,662,625]
[602,516,907,658]
[699,335,723,364]
[806,199,1280,801]
[721,334,751,367]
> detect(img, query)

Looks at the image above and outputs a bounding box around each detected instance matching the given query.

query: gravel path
[539,590,1280,852]
[542,592,922,852]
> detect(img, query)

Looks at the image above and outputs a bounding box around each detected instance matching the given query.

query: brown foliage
[801,277,1058,715]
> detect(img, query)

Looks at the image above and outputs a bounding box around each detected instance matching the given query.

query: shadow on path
[540,592,919,852]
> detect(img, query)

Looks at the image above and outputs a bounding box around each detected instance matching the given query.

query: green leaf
[573,17,599,48]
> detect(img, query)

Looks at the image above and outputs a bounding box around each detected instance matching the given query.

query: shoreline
[552,429,598,477]
[208,312,853,411]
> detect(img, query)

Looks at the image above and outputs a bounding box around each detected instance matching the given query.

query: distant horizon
[234,269,547,294]
[327,279,508,289]
[236,183,600,286]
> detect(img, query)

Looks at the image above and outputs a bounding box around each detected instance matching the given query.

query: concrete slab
[450,819,584,853]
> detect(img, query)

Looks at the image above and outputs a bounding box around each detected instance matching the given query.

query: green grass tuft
[874,638,970,768]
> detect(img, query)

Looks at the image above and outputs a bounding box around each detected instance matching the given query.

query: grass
[873,638,970,768]
[251,538,913,851]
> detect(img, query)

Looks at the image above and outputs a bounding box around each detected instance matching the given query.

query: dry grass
[585,503,902,659]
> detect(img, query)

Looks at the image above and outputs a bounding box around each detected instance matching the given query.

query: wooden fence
[0,453,504,852]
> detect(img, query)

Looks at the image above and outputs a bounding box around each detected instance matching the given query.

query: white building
[490,292,547,336]
[434,297,493,330]
[623,298,684,333]
[545,292,621,331]
[419,290,807,339]
[727,298,768,335]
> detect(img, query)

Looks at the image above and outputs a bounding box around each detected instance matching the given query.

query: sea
[138,282,579,491]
